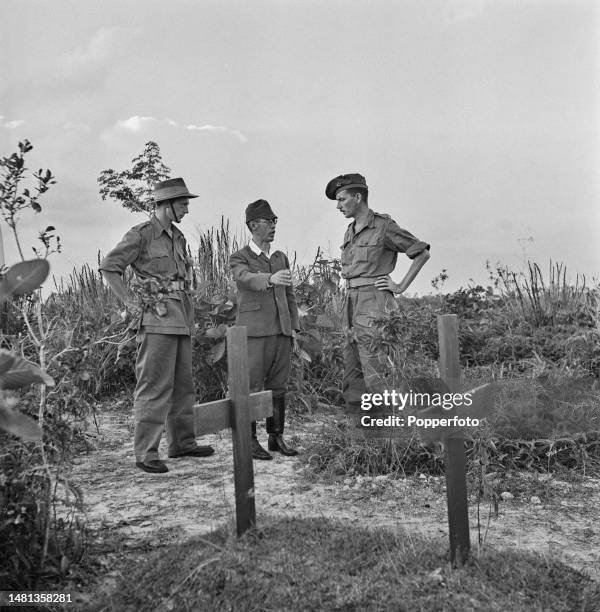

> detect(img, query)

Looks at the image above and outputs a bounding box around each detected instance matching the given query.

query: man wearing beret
[325,173,431,418]
[230,200,300,460]
[100,177,214,474]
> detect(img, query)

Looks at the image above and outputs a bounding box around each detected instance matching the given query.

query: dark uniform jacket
[99,216,194,335]
[230,245,299,337]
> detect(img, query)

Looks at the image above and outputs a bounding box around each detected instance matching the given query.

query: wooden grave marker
[435,314,493,565]
[192,326,273,536]
[390,315,493,564]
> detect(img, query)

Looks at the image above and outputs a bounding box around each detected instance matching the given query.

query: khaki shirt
[341,209,429,279]
[99,216,194,335]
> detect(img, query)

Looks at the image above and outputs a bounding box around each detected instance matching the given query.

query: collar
[248,239,271,257]
[348,208,375,237]
[365,209,376,228]
[151,215,177,240]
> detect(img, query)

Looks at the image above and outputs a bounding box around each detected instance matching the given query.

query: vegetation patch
[91,517,600,612]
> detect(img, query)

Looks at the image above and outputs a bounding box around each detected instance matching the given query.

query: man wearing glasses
[230,200,300,460]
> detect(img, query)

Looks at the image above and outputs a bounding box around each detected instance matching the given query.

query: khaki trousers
[133,333,197,462]
[342,287,397,413]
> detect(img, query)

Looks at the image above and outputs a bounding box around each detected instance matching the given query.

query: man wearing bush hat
[230,199,300,460]
[325,173,431,416]
[100,177,214,474]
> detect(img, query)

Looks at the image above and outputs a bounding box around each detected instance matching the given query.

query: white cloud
[1,116,25,129]
[116,116,159,132]
[186,123,248,143]
[103,116,247,144]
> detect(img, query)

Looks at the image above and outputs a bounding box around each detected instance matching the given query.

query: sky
[1,0,598,296]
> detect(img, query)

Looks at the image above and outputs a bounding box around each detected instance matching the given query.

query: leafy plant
[0,259,53,440]
[0,140,58,261]
[97,141,171,215]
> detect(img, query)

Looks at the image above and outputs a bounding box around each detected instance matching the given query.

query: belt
[346,277,377,289]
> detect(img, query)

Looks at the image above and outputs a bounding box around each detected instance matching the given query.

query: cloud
[104,116,247,143]
[0,115,25,129]
[116,116,160,132]
[185,124,248,143]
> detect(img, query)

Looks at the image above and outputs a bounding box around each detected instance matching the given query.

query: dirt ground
[67,399,600,604]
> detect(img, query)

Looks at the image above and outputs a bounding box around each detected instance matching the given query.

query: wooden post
[192,327,273,536]
[437,314,470,565]
[226,326,256,535]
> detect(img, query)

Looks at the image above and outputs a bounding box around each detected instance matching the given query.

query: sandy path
[68,403,600,593]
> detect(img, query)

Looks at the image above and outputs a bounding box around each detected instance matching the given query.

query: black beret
[325,173,368,200]
[245,199,277,223]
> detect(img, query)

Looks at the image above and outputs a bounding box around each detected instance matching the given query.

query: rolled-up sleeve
[99,228,142,275]
[384,220,430,260]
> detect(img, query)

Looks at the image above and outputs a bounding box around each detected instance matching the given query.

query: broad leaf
[0,355,54,390]
[0,404,42,441]
[206,340,226,365]
[0,350,15,375]
[297,348,312,362]
[0,259,49,299]
[204,326,225,339]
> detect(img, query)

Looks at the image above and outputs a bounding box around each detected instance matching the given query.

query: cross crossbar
[193,326,273,536]
[194,390,273,436]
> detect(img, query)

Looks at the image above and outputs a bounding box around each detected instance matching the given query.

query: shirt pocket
[354,241,379,263]
[147,242,172,275]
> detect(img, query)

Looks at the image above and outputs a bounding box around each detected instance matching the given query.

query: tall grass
[493,260,594,326]
[195,216,240,299]
[48,260,118,319]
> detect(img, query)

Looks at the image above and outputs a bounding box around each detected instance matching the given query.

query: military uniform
[326,174,430,413]
[99,180,207,467]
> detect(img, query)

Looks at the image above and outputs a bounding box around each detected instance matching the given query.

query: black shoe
[252,438,273,460]
[268,434,298,456]
[168,446,215,458]
[136,460,168,473]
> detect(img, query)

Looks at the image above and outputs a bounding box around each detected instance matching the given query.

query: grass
[90,517,600,612]
[300,370,600,482]
[494,260,594,327]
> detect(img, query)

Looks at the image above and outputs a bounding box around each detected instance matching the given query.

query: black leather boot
[267,396,298,456]
[251,421,272,460]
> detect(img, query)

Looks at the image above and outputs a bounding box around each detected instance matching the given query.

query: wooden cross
[192,326,273,536]
[434,314,493,565]
[389,315,493,565]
